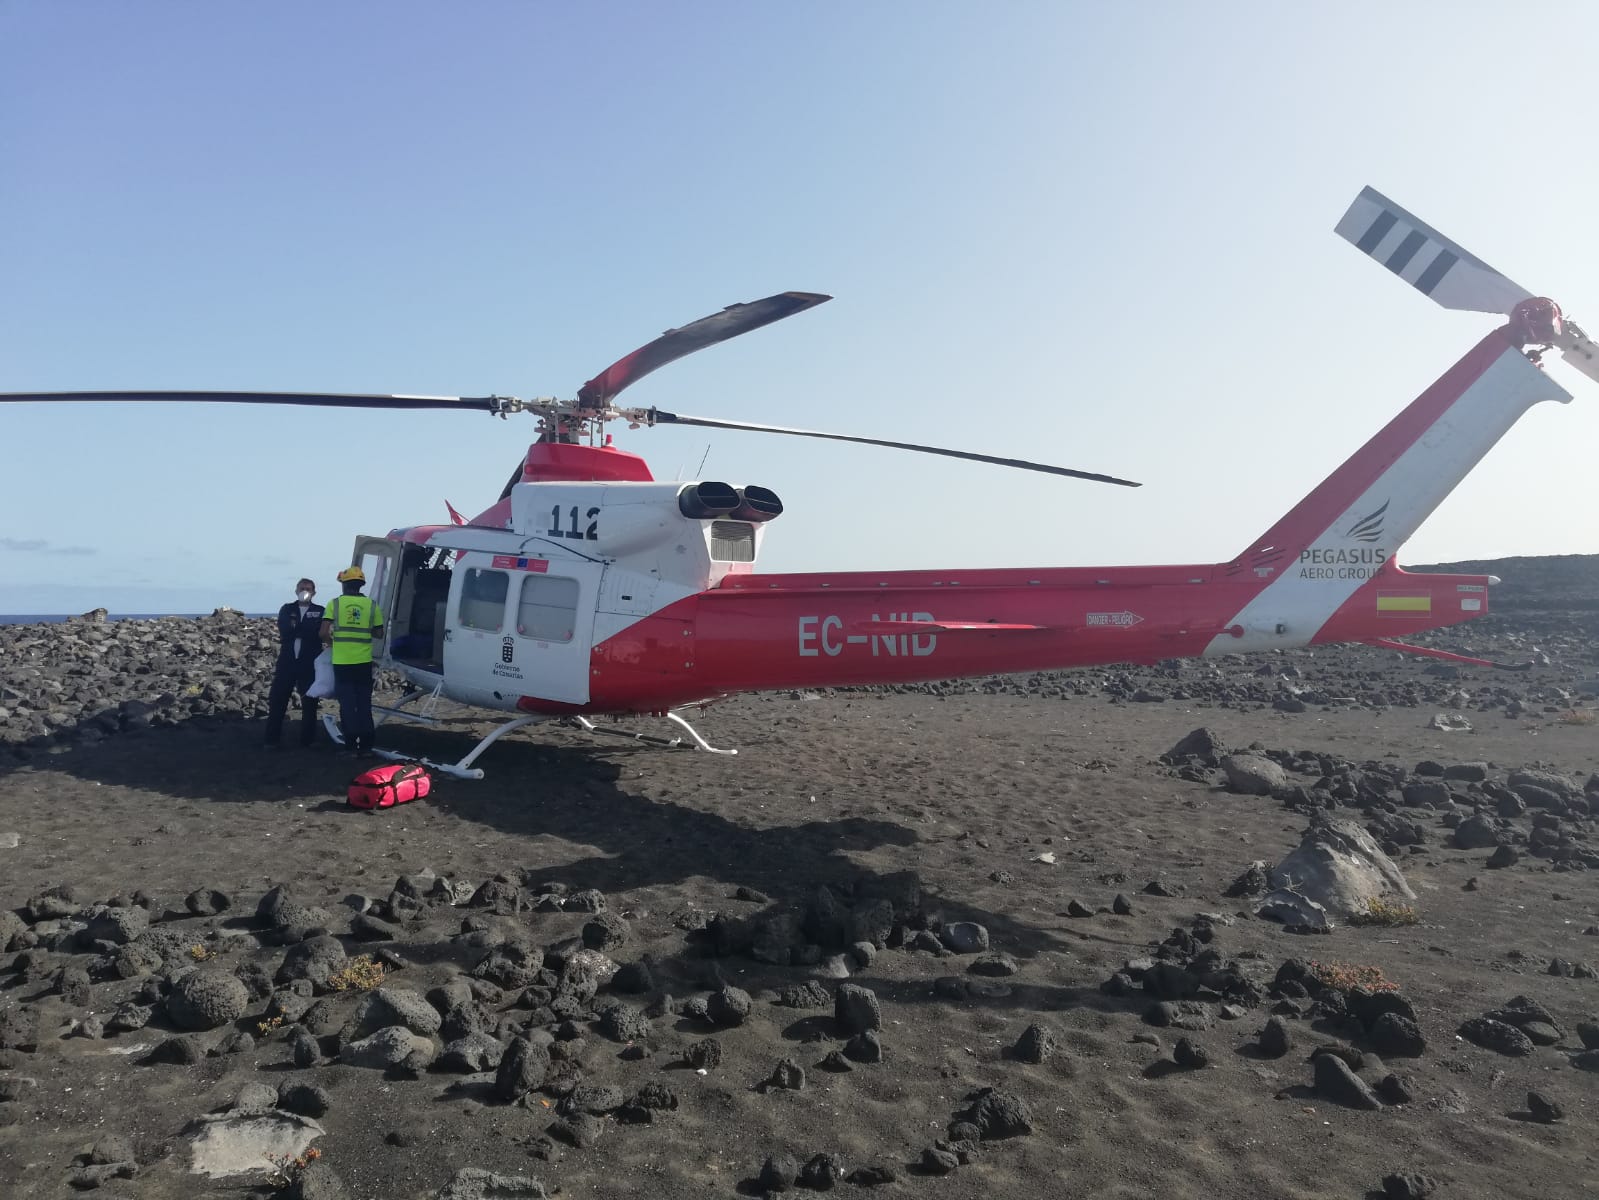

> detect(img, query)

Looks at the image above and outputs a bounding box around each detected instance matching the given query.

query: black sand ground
[1,556,1597,1199]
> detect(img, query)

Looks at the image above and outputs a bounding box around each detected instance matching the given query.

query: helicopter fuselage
[359,319,1563,725]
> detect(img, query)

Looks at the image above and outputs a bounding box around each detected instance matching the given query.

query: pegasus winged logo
[1345,500,1388,544]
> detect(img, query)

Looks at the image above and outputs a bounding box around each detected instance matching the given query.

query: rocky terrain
[1,555,1597,1199]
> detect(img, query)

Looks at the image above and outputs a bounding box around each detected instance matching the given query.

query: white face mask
[297,590,312,602]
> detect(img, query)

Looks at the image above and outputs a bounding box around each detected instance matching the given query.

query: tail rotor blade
[1336,186,1534,315]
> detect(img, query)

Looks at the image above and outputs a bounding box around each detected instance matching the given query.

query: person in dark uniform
[264,577,325,747]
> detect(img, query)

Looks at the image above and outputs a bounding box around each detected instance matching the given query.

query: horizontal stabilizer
[1336,187,1533,315]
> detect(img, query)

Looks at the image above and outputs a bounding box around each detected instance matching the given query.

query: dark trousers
[265,659,319,745]
[333,661,375,750]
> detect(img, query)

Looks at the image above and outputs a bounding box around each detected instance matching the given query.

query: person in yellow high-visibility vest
[319,566,385,756]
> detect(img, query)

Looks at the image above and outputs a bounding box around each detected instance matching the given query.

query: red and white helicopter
[7,187,1598,777]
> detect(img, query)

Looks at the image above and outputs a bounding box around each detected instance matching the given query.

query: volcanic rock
[1382,1173,1439,1199]
[433,1169,549,1200]
[766,1058,806,1091]
[1173,1037,1209,1069]
[1459,1017,1534,1056]
[834,983,881,1034]
[1255,890,1330,931]
[442,1033,506,1073]
[686,1038,722,1070]
[341,1026,437,1071]
[968,952,1019,977]
[84,905,148,945]
[707,984,752,1027]
[353,987,442,1038]
[941,921,989,952]
[966,1087,1034,1138]
[495,1037,551,1099]
[597,1002,650,1042]
[1368,1012,1426,1058]
[847,1165,899,1187]
[1221,753,1288,795]
[1268,819,1416,920]
[1527,1090,1564,1123]
[1258,1017,1292,1058]
[801,1152,847,1190]
[1013,1022,1056,1064]
[1314,1052,1382,1109]
[278,1082,332,1118]
[1453,815,1505,850]
[167,969,248,1031]
[276,936,348,991]
[844,1031,883,1063]
[758,1153,799,1192]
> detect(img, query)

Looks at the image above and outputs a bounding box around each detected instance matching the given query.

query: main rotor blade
[0,390,505,411]
[641,409,1141,487]
[577,292,831,408]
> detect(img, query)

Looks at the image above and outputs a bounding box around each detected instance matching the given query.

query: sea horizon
[0,613,272,626]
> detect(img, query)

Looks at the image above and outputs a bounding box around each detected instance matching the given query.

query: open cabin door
[443,555,600,708]
[349,535,403,664]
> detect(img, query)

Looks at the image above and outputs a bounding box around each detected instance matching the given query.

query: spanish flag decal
[1377,592,1432,615]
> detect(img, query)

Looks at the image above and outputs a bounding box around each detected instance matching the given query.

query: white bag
[307,649,335,698]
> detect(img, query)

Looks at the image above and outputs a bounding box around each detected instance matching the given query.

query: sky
[3,1,1598,614]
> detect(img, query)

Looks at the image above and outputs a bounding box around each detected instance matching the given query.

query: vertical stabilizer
[1212,336,1567,653]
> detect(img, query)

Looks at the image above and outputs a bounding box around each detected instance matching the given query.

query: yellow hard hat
[337,566,365,583]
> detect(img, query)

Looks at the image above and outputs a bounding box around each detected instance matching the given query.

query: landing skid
[569,710,739,755]
[371,681,447,728]
[321,708,549,781]
[321,705,734,783]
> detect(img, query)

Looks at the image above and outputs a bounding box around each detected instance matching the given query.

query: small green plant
[263,1148,322,1190]
[255,1014,284,1036]
[188,943,215,961]
[1308,960,1398,993]
[327,954,385,992]
[1349,897,1420,927]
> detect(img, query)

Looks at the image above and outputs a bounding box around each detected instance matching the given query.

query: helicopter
[6,185,1598,778]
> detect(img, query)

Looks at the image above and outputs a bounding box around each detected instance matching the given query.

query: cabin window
[709,520,755,562]
[517,575,579,643]
[459,567,508,631]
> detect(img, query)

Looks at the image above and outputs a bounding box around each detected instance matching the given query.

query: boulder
[167,970,249,1031]
[1255,890,1329,931]
[433,1169,549,1200]
[1313,1053,1381,1109]
[188,1111,325,1179]
[339,1026,437,1071]
[1221,754,1288,795]
[1267,819,1415,920]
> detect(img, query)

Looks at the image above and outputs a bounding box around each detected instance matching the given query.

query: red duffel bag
[347,763,432,810]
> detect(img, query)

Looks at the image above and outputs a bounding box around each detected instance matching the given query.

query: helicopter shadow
[31,712,1082,972]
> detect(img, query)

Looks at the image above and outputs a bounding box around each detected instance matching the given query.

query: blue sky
[3,2,1597,614]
